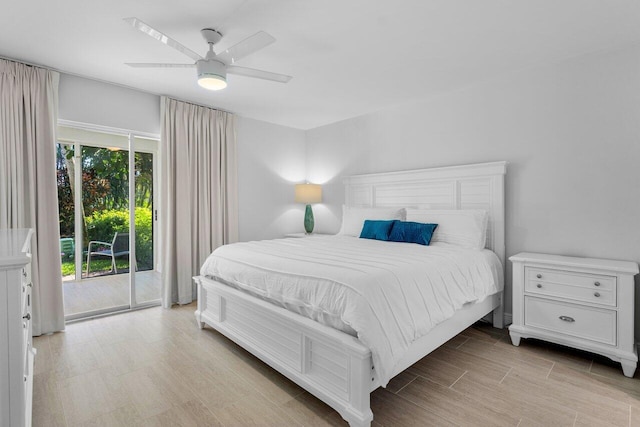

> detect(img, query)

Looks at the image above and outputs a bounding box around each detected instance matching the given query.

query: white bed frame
[194,161,507,427]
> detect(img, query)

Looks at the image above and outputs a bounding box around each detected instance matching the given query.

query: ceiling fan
[123,17,292,91]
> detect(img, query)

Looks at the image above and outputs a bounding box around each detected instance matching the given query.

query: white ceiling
[3,1,640,130]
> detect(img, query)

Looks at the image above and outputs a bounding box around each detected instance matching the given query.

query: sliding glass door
[132,149,160,305]
[56,126,160,320]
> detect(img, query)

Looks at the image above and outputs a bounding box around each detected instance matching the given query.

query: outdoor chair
[60,237,74,260]
[86,232,130,275]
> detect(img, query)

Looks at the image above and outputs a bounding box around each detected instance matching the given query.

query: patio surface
[63,270,161,316]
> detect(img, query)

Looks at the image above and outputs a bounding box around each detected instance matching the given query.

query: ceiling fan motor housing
[196,59,227,90]
[201,28,223,45]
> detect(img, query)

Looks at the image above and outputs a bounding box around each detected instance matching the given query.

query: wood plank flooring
[33,304,640,426]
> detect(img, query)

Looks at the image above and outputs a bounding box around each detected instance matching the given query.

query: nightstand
[509,252,639,377]
[285,233,331,238]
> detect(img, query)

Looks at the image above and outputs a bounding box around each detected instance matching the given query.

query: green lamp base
[304,204,315,234]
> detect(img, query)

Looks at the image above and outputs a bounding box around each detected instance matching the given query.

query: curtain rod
[0,54,236,116]
[161,95,236,114]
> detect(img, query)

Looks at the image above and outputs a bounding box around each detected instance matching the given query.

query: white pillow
[338,206,406,237]
[405,209,489,249]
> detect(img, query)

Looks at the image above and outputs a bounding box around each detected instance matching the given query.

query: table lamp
[294,183,322,234]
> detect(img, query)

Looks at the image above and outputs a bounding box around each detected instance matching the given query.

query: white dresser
[0,229,35,427]
[509,252,639,377]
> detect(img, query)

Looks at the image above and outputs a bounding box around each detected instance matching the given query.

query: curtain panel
[0,59,65,335]
[160,97,238,308]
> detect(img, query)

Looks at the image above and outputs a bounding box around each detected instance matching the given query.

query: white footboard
[194,275,375,427]
[195,275,502,426]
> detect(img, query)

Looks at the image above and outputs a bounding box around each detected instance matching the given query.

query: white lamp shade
[294,183,322,204]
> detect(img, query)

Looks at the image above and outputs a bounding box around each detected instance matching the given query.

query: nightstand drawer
[524,296,616,346]
[525,279,615,306]
[526,267,616,290]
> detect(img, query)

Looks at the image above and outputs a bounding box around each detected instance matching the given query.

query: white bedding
[200,235,503,386]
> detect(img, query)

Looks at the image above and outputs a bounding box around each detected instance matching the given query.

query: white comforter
[200,235,503,386]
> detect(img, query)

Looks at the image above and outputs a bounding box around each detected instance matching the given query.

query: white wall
[236,117,307,242]
[59,74,161,134]
[306,44,640,322]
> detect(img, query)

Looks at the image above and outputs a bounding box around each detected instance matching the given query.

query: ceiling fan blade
[125,63,195,68]
[216,31,275,64]
[227,65,292,83]
[124,17,202,62]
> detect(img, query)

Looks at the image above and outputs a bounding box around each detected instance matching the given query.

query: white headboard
[343,161,507,266]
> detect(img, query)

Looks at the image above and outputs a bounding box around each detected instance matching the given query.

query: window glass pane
[57,142,75,281]
[134,150,160,304]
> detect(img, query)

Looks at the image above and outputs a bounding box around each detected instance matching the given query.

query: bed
[194,161,507,427]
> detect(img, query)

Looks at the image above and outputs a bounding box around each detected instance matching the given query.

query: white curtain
[0,59,65,335]
[160,97,238,308]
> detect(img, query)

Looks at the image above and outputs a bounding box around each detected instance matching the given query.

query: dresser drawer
[22,283,27,316]
[23,321,30,377]
[22,281,31,318]
[526,267,616,290]
[524,296,616,346]
[21,266,31,313]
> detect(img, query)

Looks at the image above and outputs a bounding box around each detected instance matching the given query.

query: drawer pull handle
[536,274,542,279]
[536,284,542,288]
[559,315,575,323]
[22,313,31,321]
[594,292,600,298]
[594,281,601,287]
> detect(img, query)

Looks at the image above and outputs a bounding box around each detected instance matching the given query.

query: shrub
[85,207,153,270]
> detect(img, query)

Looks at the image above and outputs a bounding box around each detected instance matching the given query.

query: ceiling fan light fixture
[198,75,227,90]
[196,59,227,90]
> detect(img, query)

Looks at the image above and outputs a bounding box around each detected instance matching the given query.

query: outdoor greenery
[57,143,154,276]
[86,207,153,269]
[61,259,131,277]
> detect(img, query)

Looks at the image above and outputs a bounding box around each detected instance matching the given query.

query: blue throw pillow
[359,220,397,241]
[388,221,438,245]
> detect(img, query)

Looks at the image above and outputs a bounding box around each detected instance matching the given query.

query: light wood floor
[63,271,161,316]
[33,304,640,426]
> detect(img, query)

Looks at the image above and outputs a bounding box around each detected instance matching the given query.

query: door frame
[58,120,161,320]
